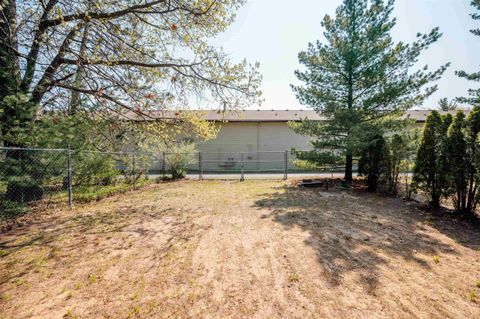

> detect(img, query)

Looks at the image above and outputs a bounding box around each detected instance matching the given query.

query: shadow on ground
[0,201,194,286]
[253,185,480,294]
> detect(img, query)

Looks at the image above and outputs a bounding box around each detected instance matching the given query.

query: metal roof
[126,109,463,123]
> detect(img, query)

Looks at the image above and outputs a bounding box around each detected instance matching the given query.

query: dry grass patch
[1,180,479,318]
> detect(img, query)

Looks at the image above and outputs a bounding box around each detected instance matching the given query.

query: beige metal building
[160,109,436,171]
[193,109,433,153]
[130,109,443,152]
[130,109,448,172]
[197,110,321,154]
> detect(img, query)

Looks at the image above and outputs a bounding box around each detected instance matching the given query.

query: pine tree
[445,112,468,212]
[437,98,458,111]
[456,0,480,106]
[388,133,412,195]
[442,108,480,217]
[291,0,449,181]
[442,113,454,133]
[463,106,480,216]
[413,111,449,208]
[358,134,390,192]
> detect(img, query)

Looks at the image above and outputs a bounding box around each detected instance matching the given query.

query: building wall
[258,122,312,152]
[194,122,312,171]
[196,121,426,153]
[197,122,311,153]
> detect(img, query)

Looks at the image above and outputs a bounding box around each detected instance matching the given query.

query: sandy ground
[1,180,479,319]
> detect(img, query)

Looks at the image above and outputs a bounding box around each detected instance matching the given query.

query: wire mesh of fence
[0,146,344,218]
[200,151,286,172]
[0,147,159,217]
[0,147,69,218]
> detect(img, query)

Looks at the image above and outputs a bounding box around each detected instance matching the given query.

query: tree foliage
[0,0,261,204]
[413,108,480,217]
[357,131,417,195]
[387,132,417,195]
[456,0,480,106]
[290,0,448,181]
[444,108,480,216]
[358,133,390,192]
[412,111,450,208]
[0,0,262,148]
[444,112,468,212]
[437,98,457,111]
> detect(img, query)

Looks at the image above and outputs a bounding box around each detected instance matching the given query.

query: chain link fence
[198,151,288,180]
[0,146,347,218]
[0,147,69,217]
[0,147,141,217]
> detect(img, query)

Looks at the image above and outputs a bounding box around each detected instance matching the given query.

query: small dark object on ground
[300,179,329,190]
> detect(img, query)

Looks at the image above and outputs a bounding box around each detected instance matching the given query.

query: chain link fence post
[284,150,288,180]
[198,151,203,180]
[132,152,136,191]
[240,152,245,182]
[162,151,166,178]
[67,145,73,209]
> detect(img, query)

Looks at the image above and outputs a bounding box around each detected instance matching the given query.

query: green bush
[412,111,450,208]
[166,142,196,179]
[73,178,153,203]
[358,134,390,192]
[290,147,343,172]
[0,149,64,203]
[443,108,480,217]
[0,198,28,220]
[358,132,417,195]
[385,133,418,196]
[72,152,120,187]
[413,108,480,216]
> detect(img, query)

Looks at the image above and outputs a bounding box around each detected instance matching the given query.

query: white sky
[212,0,480,110]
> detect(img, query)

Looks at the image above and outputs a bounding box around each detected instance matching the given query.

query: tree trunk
[345,153,353,181]
[431,182,440,209]
[0,1,45,204]
[0,0,20,95]
[70,23,90,115]
[343,0,355,183]
[0,0,21,146]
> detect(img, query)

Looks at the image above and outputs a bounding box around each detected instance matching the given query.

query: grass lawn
[1,180,479,318]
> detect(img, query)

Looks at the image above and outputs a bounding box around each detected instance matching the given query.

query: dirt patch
[1,180,479,318]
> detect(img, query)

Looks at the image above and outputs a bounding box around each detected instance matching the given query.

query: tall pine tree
[291,0,449,181]
[464,106,480,216]
[456,0,480,107]
[445,107,480,216]
[445,112,468,212]
[413,111,450,208]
